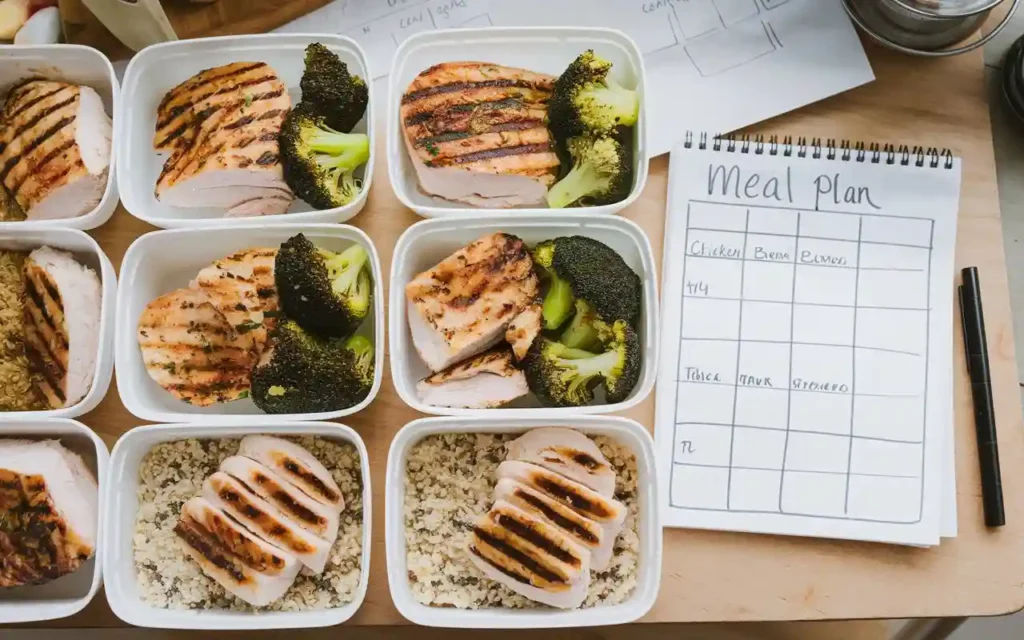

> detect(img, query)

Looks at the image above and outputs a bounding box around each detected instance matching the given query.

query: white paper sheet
[655,141,961,546]
[277,0,875,156]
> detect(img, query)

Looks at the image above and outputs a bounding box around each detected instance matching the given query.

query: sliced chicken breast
[416,347,528,409]
[467,500,591,609]
[496,461,626,542]
[192,247,278,356]
[401,62,559,208]
[237,435,344,511]
[219,456,339,542]
[506,428,616,497]
[137,287,254,406]
[494,478,611,571]
[0,80,111,220]
[505,303,542,361]
[0,439,97,588]
[175,496,300,607]
[406,232,539,372]
[202,472,332,574]
[153,62,294,215]
[22,247,101,409]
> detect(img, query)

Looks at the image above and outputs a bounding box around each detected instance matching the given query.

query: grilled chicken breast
[493,477,610,572]
[496,461,626,535]
[401,62,559,208]
[22,247,101,409]
[238,436,344,511]
[0,79,112,220]
[416,346,528,409]
[467,499,591,609]
[137,287,254,406]
[153,62,294,216]
[175,496,301,607]
[0,439,97,588]
[506,428,616,497]
[406,232,539,372]
[202,472,332,574]
[192,247,278,356]
[505,303,542,361]
[219,456,339,542]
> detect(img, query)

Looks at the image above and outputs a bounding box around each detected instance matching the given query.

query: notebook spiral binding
[682,132,954,169]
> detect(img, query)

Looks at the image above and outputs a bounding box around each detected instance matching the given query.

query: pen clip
[958,284,972,377]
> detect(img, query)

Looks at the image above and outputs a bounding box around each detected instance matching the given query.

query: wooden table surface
[25,33,1024,627]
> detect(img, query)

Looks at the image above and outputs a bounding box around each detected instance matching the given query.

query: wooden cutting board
[58,0,334,58]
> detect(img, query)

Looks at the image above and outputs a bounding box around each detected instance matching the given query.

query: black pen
[958,267,1005,528]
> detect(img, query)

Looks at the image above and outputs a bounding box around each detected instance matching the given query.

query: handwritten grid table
[669,200,934,523]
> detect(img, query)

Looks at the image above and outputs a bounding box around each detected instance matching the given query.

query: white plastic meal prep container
[0,227,116,422]
[114,223,384,424]
[389,214,659,416]
[102,421,371,630]
[0,45,120,230]
[116,33,375,229]
[385,415,662,628]
[0,418,109,624]
[388,27,648,218]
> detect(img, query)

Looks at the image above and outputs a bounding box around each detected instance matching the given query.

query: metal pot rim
[890,0,1007,20]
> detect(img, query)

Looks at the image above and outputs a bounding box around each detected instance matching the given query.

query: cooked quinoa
[133,436,363,612]
[0,251,43,412]
[404,433,639,609]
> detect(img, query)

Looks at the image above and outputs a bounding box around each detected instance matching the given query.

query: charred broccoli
[524,319,641,407]
[300,43,369,133]
[251,321,374,414]
[280,107,370,210]
[275,233,372,337]
[532,236,642,326]
[547,134,632,209]
[548,50,640,142]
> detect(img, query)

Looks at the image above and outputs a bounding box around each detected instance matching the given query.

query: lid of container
[892,0,1006,18]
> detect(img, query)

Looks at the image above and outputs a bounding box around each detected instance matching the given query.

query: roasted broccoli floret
[548,49,639,142]
[275,233,372,337]
[560,298,602,351]
[547,135,632,209]
[524,319,641,407]
[532,236,642,326]
[300,42,369,133]
[251,321,374,414]
[280,107,370,210]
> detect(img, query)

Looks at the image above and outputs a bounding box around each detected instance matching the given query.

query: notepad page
[656,144,961,546]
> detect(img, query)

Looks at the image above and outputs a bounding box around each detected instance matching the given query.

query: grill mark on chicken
[9,93,79,142]
[158,62,267,112]
[224,114,256,130]
[471,528,565,584]
[5,86,74,122]
[4,78,46,108]
[192,506,287,572]
[0,116,75,184]
[174,519,250,584]
[414,120,545,148]
[9,138,76,195]
[256,151,278,165]
[214,480,315,555]
[246,469,325,528]
[494,512,581,566]
[155,71,276,130]
[258,108,286,122]
[514,489,601,544]
[155,88,284,149]
[468,544,532,585]
[425,142,550,167]
[535,477,611,518]
[278,457,341,504]
[403,78,550,104]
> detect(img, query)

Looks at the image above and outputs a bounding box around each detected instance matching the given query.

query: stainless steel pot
[843,0,1020,56]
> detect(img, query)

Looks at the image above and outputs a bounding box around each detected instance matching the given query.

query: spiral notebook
[655,134,961,546]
